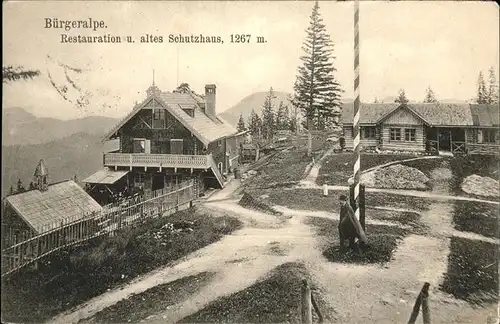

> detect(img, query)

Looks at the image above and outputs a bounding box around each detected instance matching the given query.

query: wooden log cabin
[2,160,102,249]
[83,83,247,203]
[341,102,499,155]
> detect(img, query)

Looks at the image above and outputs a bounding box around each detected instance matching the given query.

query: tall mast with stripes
[353,0,361,221]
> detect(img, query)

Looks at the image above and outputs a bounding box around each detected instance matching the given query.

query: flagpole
[353,0,361,222]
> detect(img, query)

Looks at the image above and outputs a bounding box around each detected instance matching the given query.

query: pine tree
[248,109,262,136]
[9,185,15,196]
[424,86,438,103]
[261,87,277,139]
[487,67,499,104]
[292,0,342,131]
[477,71,488,104]
[395,89,409,104]
[283,104,292,131]
[276,101,292,130]
[237,114,247,132]
[73,174,78,183]
[16,179,25,193]
[28,182,35,190]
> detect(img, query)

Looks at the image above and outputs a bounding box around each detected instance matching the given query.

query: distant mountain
[2,133,118,197]
[2,107,119,146]
[220,91,292,126]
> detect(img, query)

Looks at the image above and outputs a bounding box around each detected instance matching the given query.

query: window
[362,127,376,139]
[135,173,145,185]
[390,128,401,141]
[404,128,416,141]
[153,109,167,128]
[133,139,145,153]
[483,129,497,143]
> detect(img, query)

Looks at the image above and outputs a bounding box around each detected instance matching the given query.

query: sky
[2,1,499,120]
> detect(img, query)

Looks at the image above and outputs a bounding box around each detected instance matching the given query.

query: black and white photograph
[2,1,499,323]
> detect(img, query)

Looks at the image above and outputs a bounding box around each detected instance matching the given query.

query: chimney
[205,84,217,121]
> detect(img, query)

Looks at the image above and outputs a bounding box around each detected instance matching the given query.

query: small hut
[2,160,102,247]
[240,143,260,163]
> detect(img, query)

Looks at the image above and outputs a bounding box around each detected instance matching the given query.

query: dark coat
[339,204,358,238]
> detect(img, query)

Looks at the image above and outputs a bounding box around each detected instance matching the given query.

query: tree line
[236,87,297,139]
[386,67,499,105]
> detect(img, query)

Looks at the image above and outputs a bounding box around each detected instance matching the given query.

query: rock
[461,174,499,198]
[374,164,430,190]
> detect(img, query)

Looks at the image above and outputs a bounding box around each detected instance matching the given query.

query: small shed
[240,143,260,163]
[2,160,102,247]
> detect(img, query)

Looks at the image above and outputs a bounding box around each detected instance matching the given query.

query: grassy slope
[84,272,216,324]
[306,217,411,264]
[316,153,417,186]
[1,209,243,323]
[178,262,333,324]
[243,150,313,191]
[452,200,498,238]
[440,237,498,304]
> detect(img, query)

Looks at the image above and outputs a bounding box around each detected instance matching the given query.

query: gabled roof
[408,103,473,126]
[341,103,400,124]
[341,102,489,127]
[469,104,499,127]
[102,90,237,146]
[377,104,430,126]
[5,180,102,234]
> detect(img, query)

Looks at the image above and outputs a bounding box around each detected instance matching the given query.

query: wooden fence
[1,180,195,277]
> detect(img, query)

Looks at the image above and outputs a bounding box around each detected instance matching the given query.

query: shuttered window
[170,139,184,154]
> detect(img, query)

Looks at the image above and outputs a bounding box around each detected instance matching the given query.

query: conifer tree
[283,104,292,131]
[248,109,262,136]
[395,89,409,104]
[261,87,276,139]
[276,101,292,130]
[292,0,342,131]
[424,86,438,103]
[477,71,488,104]
[9,185,15,196]
[487,67,499,104]
[237,114,247,132]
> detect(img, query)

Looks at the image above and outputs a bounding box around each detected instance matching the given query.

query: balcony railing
[104,153,211,169]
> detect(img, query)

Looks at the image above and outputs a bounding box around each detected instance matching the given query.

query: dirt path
[296,183,500,205]
[49,159,497,324]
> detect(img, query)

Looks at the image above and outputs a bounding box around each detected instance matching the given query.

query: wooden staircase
[207,154,225,188]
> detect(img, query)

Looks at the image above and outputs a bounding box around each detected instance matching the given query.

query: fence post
[301,279,313,324]
[359,184,366,231]
[408,282,430,324]
[422,283,431,324]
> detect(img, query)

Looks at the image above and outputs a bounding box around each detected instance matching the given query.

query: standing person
[338,194,367,251]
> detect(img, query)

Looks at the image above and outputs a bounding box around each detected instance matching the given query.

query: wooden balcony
[104,153,211,169]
